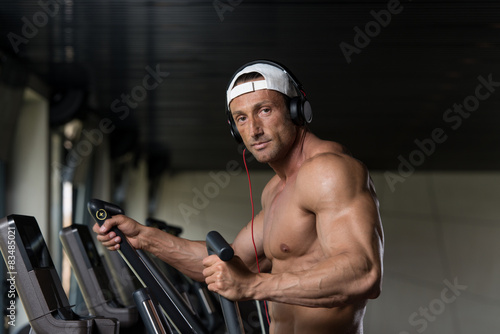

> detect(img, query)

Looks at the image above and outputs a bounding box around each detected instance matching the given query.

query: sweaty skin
[95,87,384,334]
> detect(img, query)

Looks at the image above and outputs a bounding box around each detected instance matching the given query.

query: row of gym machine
[0,199,269,334]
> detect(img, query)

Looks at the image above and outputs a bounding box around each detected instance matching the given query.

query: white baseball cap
[226,63,300,109]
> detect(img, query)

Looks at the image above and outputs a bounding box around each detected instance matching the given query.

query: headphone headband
[225,60,312,143]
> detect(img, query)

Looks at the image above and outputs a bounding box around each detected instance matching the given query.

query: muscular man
[94,61,384,334]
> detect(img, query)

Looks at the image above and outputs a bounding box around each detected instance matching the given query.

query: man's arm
[204,153,384,307]
[258,154,383,306]
[93,215,209,282]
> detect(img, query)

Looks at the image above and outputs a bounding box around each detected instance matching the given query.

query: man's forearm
[249,254,381,308]
[142,227,208,282]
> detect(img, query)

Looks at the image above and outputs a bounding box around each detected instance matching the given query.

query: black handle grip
[88,198,125,224]
[205,231,244,334]
[206,231,234,261]
[87,198,129,248]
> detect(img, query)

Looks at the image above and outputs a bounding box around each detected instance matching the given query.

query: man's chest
[262,183,317,261]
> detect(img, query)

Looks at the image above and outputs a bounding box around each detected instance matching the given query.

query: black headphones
[225,60,313,143]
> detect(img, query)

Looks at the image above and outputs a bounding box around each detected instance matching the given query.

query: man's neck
[269,128,310,181]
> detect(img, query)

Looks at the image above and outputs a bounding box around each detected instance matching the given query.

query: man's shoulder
[297,140,369,191]
[301,140,365,174]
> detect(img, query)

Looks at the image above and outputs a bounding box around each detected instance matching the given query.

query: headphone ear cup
[289,97,313,125]
[302,100,313,124]
[289,97,302,125]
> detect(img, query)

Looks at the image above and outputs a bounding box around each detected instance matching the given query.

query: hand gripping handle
[87,198,131,250]
[88,198,125,223]
[206,231,245,334]
[88,198,208,334]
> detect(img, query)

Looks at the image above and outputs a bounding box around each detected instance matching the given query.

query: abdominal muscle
[268,301,366,334]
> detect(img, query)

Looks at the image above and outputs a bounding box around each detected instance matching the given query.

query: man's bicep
[298,156,383,259]
[314,196,384,300]
[316,191,383,267]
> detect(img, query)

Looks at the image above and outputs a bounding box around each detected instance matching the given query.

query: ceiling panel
[1,0,499,172]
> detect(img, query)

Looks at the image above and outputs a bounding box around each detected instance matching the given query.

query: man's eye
[261,108,271,114]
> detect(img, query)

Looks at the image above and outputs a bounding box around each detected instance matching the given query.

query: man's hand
[92,214,145,251]
[202,255,256,301]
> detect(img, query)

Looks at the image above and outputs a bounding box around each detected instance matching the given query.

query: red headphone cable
[242,148,271,327]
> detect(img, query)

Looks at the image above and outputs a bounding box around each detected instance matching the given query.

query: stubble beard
[248,137,293,165]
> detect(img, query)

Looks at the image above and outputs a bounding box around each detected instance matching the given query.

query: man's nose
[249,117,263,138]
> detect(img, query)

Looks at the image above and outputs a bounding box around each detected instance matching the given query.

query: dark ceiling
[1,0,499,172]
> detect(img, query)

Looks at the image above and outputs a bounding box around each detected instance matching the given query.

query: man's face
[229,88,297,164]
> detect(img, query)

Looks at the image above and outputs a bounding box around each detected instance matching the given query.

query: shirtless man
[94,60,384,334]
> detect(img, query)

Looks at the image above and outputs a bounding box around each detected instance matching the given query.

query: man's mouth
[251,140,270,150]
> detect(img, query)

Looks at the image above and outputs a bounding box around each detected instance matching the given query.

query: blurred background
[0,0,499,333]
